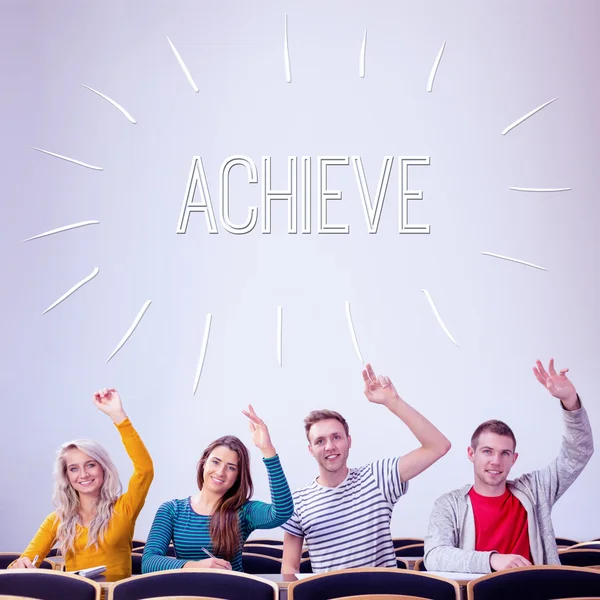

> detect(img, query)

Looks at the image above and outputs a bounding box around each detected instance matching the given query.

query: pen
[32,555,39,567]
[201,547,216,560]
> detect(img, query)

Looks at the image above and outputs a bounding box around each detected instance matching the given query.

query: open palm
[533,359,577,402]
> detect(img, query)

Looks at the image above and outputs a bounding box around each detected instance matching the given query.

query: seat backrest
[287,567,459,600]
[556,538,579,548]
[551,597,600,600]
[467,565,600,600]
[243,539,283,546]
[0,554,54,570]
[393,539,425,549]
[242,544,284,558]
[142,597,246,600]
[394,544,425,558]
[559,549,600,567]
[299,557,312,573]
[131,552,143,575]
[109,569,277,600]
[0,569,100,600]
[241,553,283,574]
[570,542,600,551]
[336,596,432,600]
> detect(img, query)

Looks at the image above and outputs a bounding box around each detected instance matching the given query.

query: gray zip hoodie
[424,404,593,574]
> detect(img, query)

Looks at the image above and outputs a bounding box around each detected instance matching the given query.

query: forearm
[385,395,451,455]
[282,533,302,573]
[556,401,594,486]
[424,499,493,574]
[142,553,187,573]
[425,544,493,574]
[116,419,154,480]
[265,456,293,523]
[246,456,294,529]
[281,557,300,574]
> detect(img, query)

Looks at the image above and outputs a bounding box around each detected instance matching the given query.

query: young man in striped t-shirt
[281,363,451,574]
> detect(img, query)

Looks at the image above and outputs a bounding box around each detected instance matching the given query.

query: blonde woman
[11,388,154,577]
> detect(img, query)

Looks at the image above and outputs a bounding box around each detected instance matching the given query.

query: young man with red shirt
[424,359,594,573]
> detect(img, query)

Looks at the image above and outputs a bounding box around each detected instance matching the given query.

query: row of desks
[47,557,479,600]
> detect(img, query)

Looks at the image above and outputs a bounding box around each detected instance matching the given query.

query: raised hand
[533,359,579,409]
[490,553,532,571]
[362,364,400,406]
[93,388,127,424]
[242,404,276,458]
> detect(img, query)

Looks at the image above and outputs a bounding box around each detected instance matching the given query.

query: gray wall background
[1,0,599,549]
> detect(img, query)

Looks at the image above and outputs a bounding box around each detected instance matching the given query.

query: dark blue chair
[242,544,284,558]
[569,542,600,550]
[299,557,312,573]
[241,552,282,574]
[244,539,283,546]
[131,539,146,552]
[131,552,143,575]
[0,553,54,570]
[393,538,425,549]
[466,565,600,600]
[556,537,579,548]
[110,569,278,600]
[287,567,460,600]
[0,569,100,600]
[395,543,425,558]
[558,549,600,567]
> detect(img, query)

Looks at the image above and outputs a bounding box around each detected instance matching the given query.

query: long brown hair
[197,435,253,560]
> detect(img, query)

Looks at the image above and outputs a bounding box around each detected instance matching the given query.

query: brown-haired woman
[142,405,293,572]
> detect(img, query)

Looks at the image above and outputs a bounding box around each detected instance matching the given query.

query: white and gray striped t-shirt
[282,457,407,573]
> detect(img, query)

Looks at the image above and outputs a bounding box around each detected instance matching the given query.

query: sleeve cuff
[115,417,133,430]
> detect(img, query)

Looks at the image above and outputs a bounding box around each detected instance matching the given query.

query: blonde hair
[53,439,122,555]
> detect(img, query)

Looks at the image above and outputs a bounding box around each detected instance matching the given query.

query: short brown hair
[304,409,349,441]
[470,420,516,451]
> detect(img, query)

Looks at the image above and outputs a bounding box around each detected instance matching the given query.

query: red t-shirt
[468,487,532,562]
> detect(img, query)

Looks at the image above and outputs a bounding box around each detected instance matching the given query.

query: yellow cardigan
[20,418,154,577]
